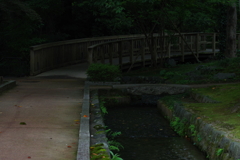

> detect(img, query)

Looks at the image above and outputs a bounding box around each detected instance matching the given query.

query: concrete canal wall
[157,98,240,160]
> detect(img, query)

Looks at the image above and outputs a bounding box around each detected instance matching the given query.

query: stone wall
[157,100,240,160]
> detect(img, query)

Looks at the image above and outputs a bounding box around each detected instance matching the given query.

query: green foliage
[90,143,111,160]
[216,148,224,156]
[197,135,202,142]
[170,117,187,137]
[189,124,197,137]
[160,94,184,110]
[87,63,121,82]
[105,128,123,159]
[160,70,182,80]
[76,0,132,36]
[110,151,123,160]
[100,100,108,116]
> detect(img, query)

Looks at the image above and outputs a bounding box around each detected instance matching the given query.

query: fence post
[168,42,171,58]
[88,48,93,64]
[130,39,134,65]
[212,33,216,56]
[30,48,35,75]
[181,35,185,62]
[141,38,145,67]
[196,33,200,58]
[118,41,123,69]
[109,43,113,65]
[100,46,105,64]
[190,35,193,50]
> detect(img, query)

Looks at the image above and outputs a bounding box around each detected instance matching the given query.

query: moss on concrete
[186,83,240,141]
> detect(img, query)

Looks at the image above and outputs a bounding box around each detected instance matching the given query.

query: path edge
[0,80,16,93]
[77,83,90,160]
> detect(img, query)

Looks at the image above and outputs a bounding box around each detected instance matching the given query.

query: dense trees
[0,0,239,75]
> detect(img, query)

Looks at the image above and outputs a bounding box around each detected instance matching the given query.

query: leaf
[67,146,71,148]
[83,115,88,117]
[74,119,80,121]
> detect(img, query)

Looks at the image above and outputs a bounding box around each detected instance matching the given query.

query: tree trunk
[225,2,237,58]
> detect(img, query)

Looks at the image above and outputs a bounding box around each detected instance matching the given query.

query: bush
[86,63,121,82]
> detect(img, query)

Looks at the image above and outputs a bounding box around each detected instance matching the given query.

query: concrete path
[35,63,88,79]
[0,64,87,160]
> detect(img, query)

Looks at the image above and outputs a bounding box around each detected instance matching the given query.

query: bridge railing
[87,33,223,68]
[30,34,147,75]
[30,33,240,75]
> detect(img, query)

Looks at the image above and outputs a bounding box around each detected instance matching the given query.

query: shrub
[87,63,121,82]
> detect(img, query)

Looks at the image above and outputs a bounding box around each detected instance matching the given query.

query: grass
[123,57,240,84]
[184,84,240,140]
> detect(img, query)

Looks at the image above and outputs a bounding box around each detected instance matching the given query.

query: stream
[104,95,207,160]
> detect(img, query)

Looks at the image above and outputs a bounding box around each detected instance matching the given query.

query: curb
[77,83,90,160]
[0,80,16,93]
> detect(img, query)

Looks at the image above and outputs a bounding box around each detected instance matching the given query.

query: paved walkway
[0,63,88,160]
[1,62,236,160]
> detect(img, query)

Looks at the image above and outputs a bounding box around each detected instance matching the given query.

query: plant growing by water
[170,117,187,137]
[197,135,202,142]
[90,143,111,160]
[98,98,124,160]
[87,63,121,82]
[105,128,123,152]
[189,124,197,137]
[216,148,224,157]
[110,151,123,160]
[100,99,108,116]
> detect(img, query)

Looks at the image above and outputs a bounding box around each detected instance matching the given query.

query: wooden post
[94,48,98,63]
[109,43,113,65]
[203,34,206,50]
[141,39,145,67]
[196,33,200,58]
[130,40,133,65]
[181,35,185,62]
[88,48,93,64]
[30,48,35,75]
[190,36,193,50]
[168,42,171,58]
[212,33,216,56]
[100,46,105,64]
[118,42,123,69]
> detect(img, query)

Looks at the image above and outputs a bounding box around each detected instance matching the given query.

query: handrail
[87,33,222,69]
[30,34,148,75]
[30,32,240,75]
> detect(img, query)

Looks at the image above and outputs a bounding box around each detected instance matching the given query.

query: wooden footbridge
[30,33,240,76]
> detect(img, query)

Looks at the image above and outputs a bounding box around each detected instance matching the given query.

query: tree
[225,1,237,58]
[210,0,238,58]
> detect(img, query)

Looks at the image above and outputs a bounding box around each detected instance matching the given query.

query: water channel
[104,95,207,160]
